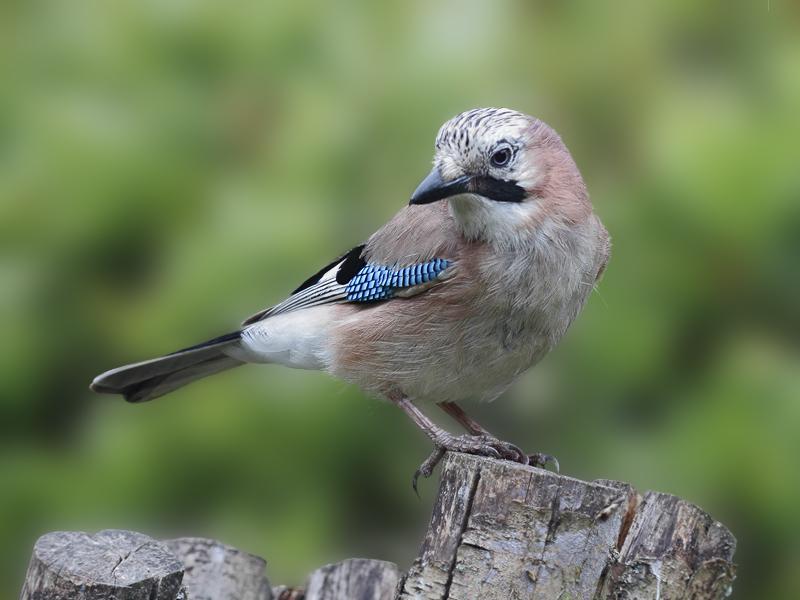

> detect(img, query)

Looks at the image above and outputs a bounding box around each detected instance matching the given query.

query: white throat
[448,194,540,248]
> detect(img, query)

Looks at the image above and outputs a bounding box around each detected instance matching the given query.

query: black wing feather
[292,244,365,294]
[243,244,366,326]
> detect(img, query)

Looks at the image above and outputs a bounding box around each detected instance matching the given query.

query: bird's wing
[242,243,454,325]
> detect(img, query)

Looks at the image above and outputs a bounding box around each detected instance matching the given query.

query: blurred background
[1,0,799,598]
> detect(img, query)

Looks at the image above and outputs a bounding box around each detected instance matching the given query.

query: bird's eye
[490,147,512,168]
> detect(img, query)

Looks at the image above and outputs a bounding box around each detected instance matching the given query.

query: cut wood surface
[19,452,736,599]
[19,529,185,600]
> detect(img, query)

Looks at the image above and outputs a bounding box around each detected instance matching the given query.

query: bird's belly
[401,332,549,403]
[331,305,554,403]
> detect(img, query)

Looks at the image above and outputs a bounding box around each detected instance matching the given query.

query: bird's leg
[389,395,531,492]
[438,400,492,436]
[438,401,527,463]
[438,400,560,473]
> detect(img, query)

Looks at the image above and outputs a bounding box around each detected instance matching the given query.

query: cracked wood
[400,453,736,600]
[19,530,184,600]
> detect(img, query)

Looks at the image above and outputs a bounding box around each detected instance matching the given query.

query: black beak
[409,169,470,205]
[409,168,527,205]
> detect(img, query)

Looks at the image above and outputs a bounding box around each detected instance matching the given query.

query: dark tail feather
[91,331,243,403]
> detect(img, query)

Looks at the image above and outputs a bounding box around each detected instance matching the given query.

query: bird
[91,107,610,486]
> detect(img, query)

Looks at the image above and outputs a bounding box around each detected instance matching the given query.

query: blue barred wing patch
[345,258,450,302]
[244,254,452,324]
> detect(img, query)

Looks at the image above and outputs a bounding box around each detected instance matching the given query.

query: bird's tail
[90,331,244,403]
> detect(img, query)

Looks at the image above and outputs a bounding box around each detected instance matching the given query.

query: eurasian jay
[92,108,610,484]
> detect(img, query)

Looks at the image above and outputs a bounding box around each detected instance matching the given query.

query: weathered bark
[19,529,184,600]
[304,559,400,600]
[595,492,737,599]
[399,453,736,600]
[164,537,272,600]
[400,454,629,599]
[19,453,736,600]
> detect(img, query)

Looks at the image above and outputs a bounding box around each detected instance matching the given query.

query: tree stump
[304,559,400,600]
[164,538,272,600]
[399,453,736,599]
[19,453,736,599]
[19,530,184,600]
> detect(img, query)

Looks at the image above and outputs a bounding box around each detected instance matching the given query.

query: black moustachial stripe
[469,176,526,203]
[411,170,526,205]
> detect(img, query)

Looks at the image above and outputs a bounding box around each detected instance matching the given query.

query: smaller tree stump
[304,559,400,600]
[20,529,184,600]
[164,537,272,600]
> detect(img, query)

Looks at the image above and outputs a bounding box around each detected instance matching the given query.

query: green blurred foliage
[1,1,799,598]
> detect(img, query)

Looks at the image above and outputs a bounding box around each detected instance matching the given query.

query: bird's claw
[454,433,530,465]
[412,433,534,494]
[436,432,529,463]
[412,447,446,496]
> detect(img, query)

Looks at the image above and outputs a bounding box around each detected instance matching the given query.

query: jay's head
[410,108,590,244]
